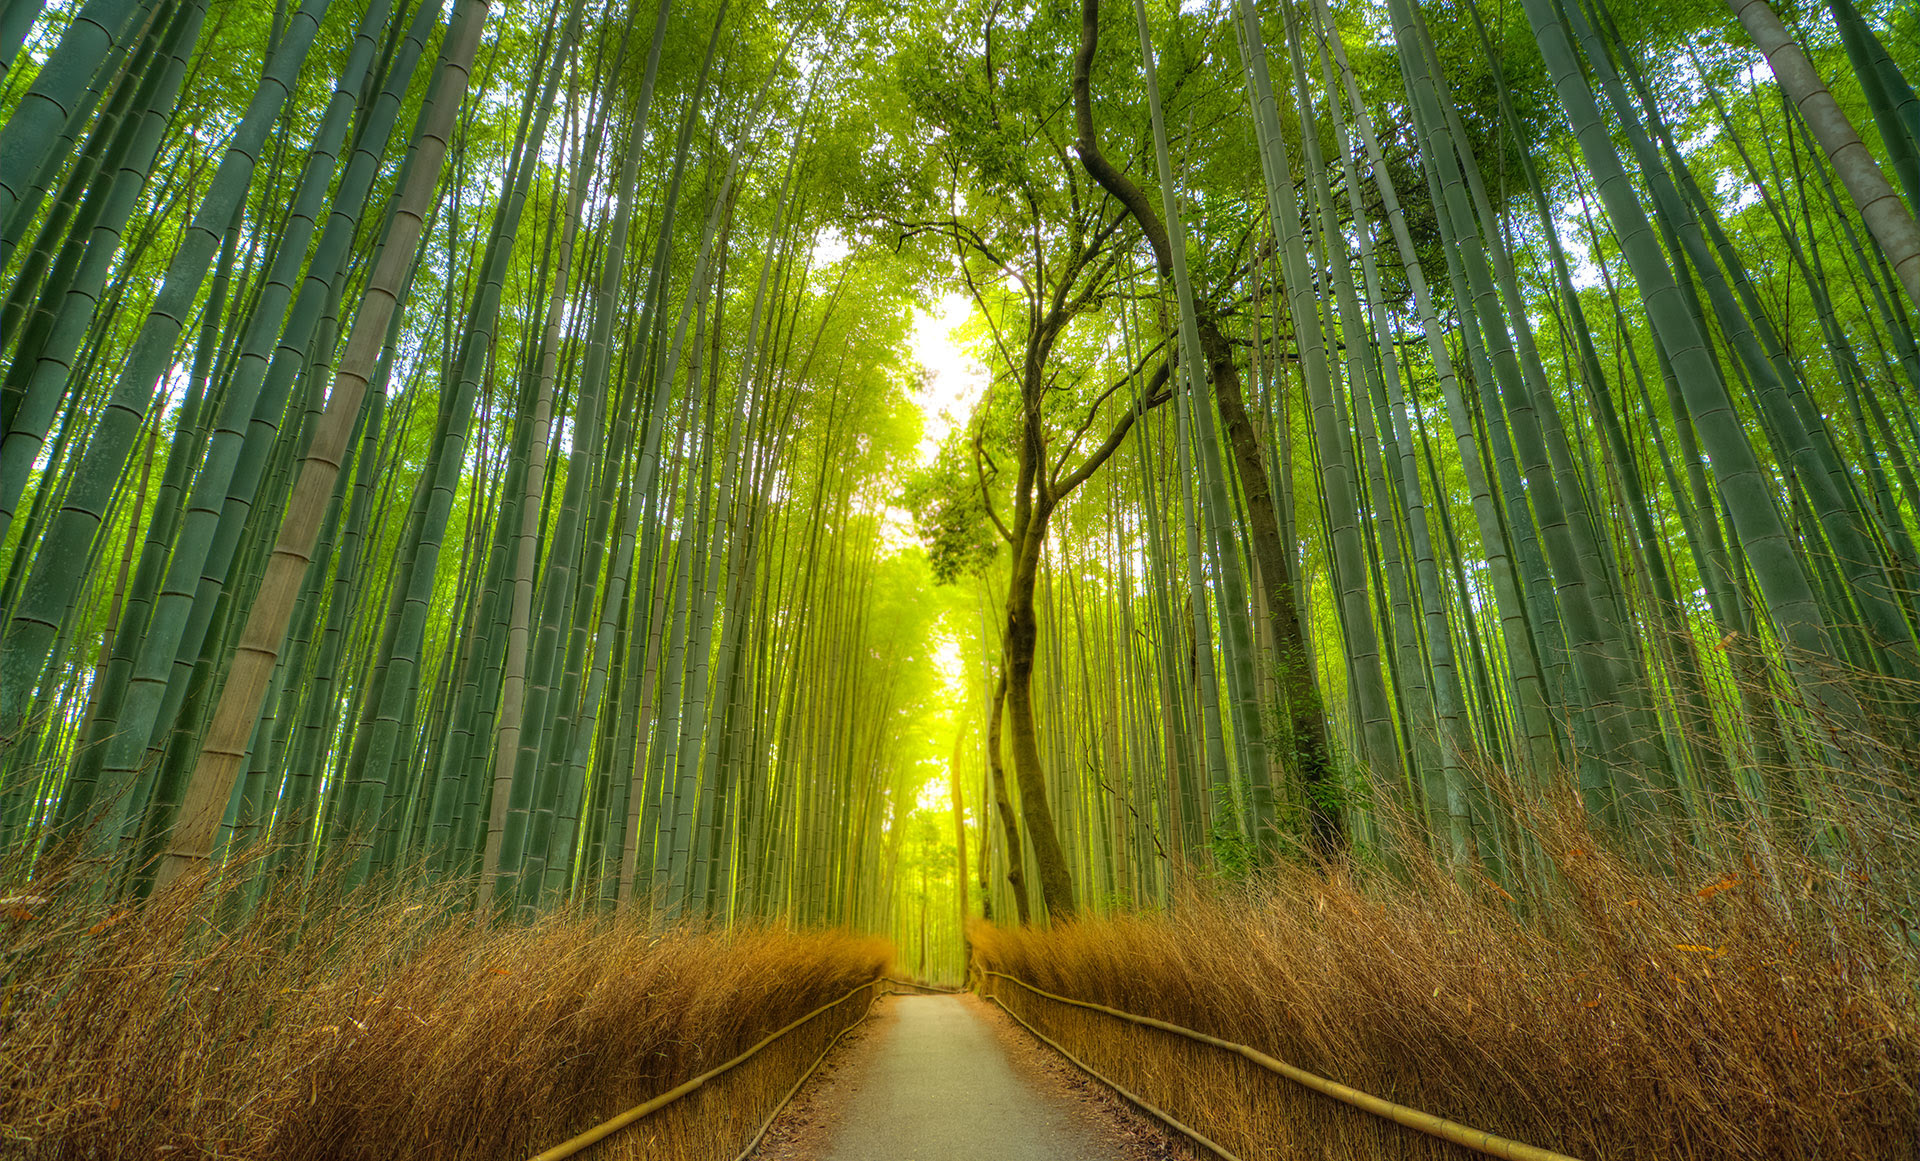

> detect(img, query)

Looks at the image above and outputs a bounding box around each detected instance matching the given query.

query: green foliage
[903,427,1000,585]
[2,0,1917,970]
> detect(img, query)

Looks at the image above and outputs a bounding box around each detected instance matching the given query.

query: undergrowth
[974,793,1920,1160]
[0,856,890,1160]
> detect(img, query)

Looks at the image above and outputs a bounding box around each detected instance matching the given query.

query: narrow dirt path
[753,993,1192,1161]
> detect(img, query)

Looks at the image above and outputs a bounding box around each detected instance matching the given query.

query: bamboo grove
[2,0,1917,950]
[0,0,948,926]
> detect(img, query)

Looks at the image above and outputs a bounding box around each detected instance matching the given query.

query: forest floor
[752,993,1196,1161]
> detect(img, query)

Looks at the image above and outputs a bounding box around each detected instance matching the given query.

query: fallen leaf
[1697,872,1740,900]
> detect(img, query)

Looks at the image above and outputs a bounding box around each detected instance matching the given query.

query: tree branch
[1050,334,1169,482]
[1072,0,1175,278]
[974,421,1014,543]
[1055,360,1172,498]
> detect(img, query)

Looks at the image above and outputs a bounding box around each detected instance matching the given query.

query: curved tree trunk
[1074,0,1341,852]
[985,671,1032,924]
[1198,320,1341,852]
[1004,518,1077,920]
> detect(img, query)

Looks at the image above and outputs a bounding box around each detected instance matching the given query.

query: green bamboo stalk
[155,0,493,894]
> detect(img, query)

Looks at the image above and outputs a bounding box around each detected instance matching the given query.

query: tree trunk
[985,671,1031,925]
[1198,319,1341,852]
[1004,518,1077,920]
[949,726,970,964]
[1073,0,1341,852]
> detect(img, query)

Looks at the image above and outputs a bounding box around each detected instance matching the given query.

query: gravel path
[752,993,1194,1161]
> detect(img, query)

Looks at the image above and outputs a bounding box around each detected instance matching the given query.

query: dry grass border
[973,803,1919,1160]
[0,855,891,1160]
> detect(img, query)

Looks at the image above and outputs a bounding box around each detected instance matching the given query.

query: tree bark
[985,671,1032,924]
[1003,518,1078,920]
[1197,320,1341,852]
[949,726,971,963]
[1074,0,1341,851]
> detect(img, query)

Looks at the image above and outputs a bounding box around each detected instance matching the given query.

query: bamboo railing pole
[985,991,1242,1161]
[729,986,884,1161]
[983,972,1584,1161]
[527,978,881,1161]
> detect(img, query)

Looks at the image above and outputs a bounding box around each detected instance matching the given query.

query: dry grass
[973,799,1920,1160]
[0,856,890,1160]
